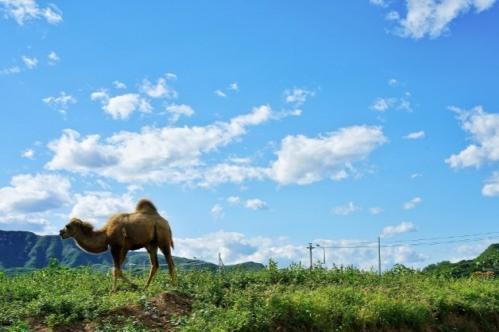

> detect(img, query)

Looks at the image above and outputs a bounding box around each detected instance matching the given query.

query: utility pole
[378,236,381,276]
[316,244,326,266]
[307,243,314,270]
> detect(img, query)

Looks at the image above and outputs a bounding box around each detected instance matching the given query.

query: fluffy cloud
[0,66,21,75]
[22,55,38,69]
[47,51,59,65]
[198,164,269,188]
[211,204,224,219]
[404,130,425,140]
[446,106,499,168]
[21,148,34,159]
[227,196,241,205]
[0,0,62,25]
[228,82,239,91]
[381,221,417,238]
[46,105,273,184]
[70,191,135,225]
[270,126,387,185]
[384,0,497,39]
[0,174,71,222]
[91,91,152,120]
[284,88,315,107]
[482,172,499,197]
[403,197,422,209]
[43,91,76,115]
[244,199,268,210]
[140,76,177,99]
[369,207,383,215]
[214,90,227,98]
[165,103,194,123]
[370,97,396,112]
[113,80,127,89]
[370,94,412,113]
[332,202,360,216]
[174,231,427,268]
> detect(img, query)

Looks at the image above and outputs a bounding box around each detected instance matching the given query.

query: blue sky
[1,0,499,269]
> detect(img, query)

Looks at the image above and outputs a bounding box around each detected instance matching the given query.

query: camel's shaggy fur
[60,199,176,291]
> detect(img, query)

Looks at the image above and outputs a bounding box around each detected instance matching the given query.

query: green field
[1,261,498,332]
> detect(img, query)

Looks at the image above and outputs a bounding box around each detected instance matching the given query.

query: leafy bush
[0,264,498,331]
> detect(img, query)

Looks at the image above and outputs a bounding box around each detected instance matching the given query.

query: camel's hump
[135,199,158,213]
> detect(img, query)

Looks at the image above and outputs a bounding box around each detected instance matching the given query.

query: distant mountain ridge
[0,230,265,272]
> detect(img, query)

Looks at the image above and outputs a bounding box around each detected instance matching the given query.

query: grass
[0,261,498,331]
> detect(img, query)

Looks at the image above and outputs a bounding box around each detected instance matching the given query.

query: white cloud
[227,196,241,205]
[0,0,62,25]
[46,105,274,184]
[21,149,34,159]
[284,88,315,107]
[482,172,499,197]
[410,173,422,179]
[270,126,387,185]
[393,0,497,39]
[91,91,151,119]
[370,97,396,112]
[403,196,422,210]
[47,51,59,65]
[388,78,399,86]
[369,207,383,215]
[43,91,76,115]
[198,164,269,188]
[228,82,239,91]
[214,89,227,98]
[140,76,177,99]
[332,201,360,216]
[112,80,126,89]
[386,10,401,20]
[370,95,412,112]
[370,0,387,6]
[70,191,134,225]
[211,204,224,219]
[0,65,21,75]
[0,173,71,223]
[446,106,499,168]
[21,55,38,69]
[381,221,417,238]
[404,130,425,140]
[165,103,194,123]
[174,231,426,268]
[245,198,268,210]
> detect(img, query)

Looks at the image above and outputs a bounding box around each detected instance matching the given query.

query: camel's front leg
[111,246,137,291]
[144,245,159,289]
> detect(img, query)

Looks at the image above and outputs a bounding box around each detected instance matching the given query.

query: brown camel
[59,199,176,292]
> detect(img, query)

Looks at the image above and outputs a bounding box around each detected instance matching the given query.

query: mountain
[423,243,499,277]
[0,230,265,273]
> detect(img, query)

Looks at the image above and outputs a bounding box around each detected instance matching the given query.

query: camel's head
[59,218,81,239]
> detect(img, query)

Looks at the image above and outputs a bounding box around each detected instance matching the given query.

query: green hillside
[0,230,264,273]
[424,243,499,277]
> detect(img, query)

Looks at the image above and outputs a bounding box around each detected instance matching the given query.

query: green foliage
[0,264,498,331]
[424,243,499,277]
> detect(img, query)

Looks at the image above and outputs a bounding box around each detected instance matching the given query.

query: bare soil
[29,290,192,331]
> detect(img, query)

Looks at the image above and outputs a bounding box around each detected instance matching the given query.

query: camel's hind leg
[111,246,136,291]
[159,244,176,283]
[144,245,159,289]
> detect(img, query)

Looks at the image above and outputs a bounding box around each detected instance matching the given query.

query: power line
[312,231,499,249]
[382,231,499,244]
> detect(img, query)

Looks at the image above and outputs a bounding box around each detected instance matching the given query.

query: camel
[59,199,176,292]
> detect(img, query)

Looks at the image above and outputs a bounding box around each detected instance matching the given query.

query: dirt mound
[30,290,192,331]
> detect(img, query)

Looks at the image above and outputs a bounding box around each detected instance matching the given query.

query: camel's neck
[73,229,108,254]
